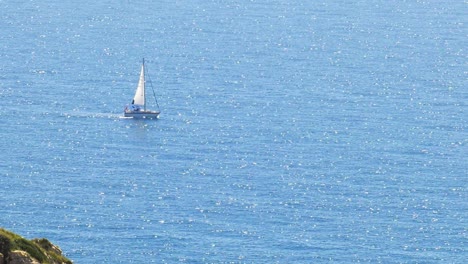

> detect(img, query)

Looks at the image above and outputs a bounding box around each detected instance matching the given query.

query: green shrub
[32,238,54,252]
[0,229,15,257]
[32,238,73,264]
[14,237,47,262]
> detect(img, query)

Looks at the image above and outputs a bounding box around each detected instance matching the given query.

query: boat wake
[119,116,134,120]
[59,112,122,119]
[55,112,159,120]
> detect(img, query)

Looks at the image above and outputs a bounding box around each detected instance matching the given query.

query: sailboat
[124,59,160,119]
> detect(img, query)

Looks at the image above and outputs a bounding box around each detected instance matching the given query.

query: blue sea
[0,0,466,263]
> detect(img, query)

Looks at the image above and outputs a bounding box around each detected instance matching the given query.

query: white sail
[132,64,145,106]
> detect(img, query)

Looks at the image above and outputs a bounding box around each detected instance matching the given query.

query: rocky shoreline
[0,228,72,264]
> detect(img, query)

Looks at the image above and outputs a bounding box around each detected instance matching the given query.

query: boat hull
[124,111,160,119]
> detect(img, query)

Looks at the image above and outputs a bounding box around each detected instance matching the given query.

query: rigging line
[146,66,160,111]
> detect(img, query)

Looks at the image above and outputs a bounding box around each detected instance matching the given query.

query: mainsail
[132,63,145,107]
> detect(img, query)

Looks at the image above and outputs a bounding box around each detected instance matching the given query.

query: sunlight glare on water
[0,0,466,263]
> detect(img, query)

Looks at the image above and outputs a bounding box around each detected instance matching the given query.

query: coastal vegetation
[0,228,72,264]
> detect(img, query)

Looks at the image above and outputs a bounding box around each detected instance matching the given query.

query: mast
[143,58,146,111]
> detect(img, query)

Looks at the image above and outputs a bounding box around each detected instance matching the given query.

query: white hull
[124,111,160,119]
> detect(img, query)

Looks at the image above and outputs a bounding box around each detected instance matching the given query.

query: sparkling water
[1,0,466,263]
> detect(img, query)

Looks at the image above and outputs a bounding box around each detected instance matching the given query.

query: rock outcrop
[0,228,72,264]
[8,250,40,264]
